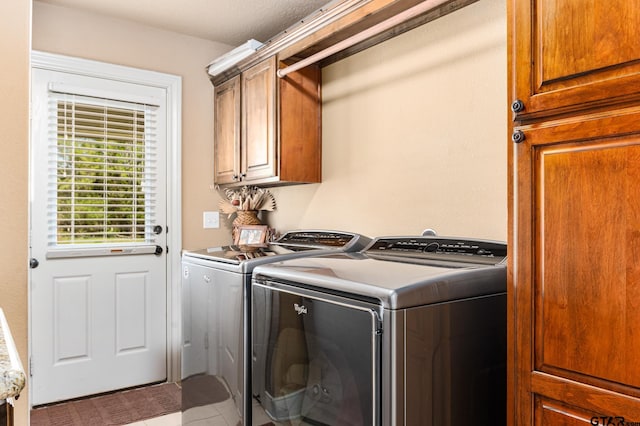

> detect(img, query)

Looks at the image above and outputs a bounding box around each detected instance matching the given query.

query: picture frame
[234,224,269,246]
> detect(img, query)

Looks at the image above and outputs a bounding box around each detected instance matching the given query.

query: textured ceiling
[36,0,333,47]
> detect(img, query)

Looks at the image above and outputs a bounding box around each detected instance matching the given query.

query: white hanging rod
[277,0,450,78]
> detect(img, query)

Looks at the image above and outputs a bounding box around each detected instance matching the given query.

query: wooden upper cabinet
[512,0,640,119]
[214,76,241,185]
[213,56,321,187]
[242,57,277,182]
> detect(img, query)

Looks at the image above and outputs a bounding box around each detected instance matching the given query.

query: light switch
[203,211,220,229]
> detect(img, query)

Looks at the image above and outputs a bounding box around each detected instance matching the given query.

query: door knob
[153,225,163,235]
[29,258,39,269]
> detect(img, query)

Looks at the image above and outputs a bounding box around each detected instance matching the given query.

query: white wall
[268,0,507,242]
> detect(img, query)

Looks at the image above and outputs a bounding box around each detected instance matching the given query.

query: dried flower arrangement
[218,186,276,218]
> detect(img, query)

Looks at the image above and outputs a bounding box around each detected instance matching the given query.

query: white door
[30,65,168,405]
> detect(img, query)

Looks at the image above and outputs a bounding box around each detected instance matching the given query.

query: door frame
[29,50,183,400]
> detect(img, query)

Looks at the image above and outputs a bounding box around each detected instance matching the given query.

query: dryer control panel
[365,237,507,265]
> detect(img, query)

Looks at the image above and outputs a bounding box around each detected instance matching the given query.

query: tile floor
[125,412,181,426]
[125,396,242,426]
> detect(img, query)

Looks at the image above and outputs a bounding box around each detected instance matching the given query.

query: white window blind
[47,91,159,250]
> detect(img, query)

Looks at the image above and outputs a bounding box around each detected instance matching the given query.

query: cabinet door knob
[30,258,39,269]
[512,130,526,143]
[232,174,239,181]
[511,99,525,113]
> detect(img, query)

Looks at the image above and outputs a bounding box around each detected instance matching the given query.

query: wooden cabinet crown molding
[209,0,478,86]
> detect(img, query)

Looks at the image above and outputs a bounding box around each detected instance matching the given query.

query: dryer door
[252,280,381,426]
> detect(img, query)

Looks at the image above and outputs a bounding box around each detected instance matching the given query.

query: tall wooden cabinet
[213,56,321,187]
[508,1,640,425]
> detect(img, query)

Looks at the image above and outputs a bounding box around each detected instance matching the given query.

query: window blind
[47,91,159,249]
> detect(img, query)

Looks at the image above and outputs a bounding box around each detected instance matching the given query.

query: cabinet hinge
[204,332,209,350]
[29,357,33,377]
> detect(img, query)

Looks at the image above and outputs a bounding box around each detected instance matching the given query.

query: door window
[51,95,158,247]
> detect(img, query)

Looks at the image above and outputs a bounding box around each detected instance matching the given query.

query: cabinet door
[511,0,640,119]
[241,57,277,182]
[214,76,241,185]
[511,110,640,425]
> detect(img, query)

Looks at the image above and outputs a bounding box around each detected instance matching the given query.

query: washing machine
[250,235,507,426]
[180,230,371,424]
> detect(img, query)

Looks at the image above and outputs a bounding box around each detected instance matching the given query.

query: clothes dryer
[250,235,507,426]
